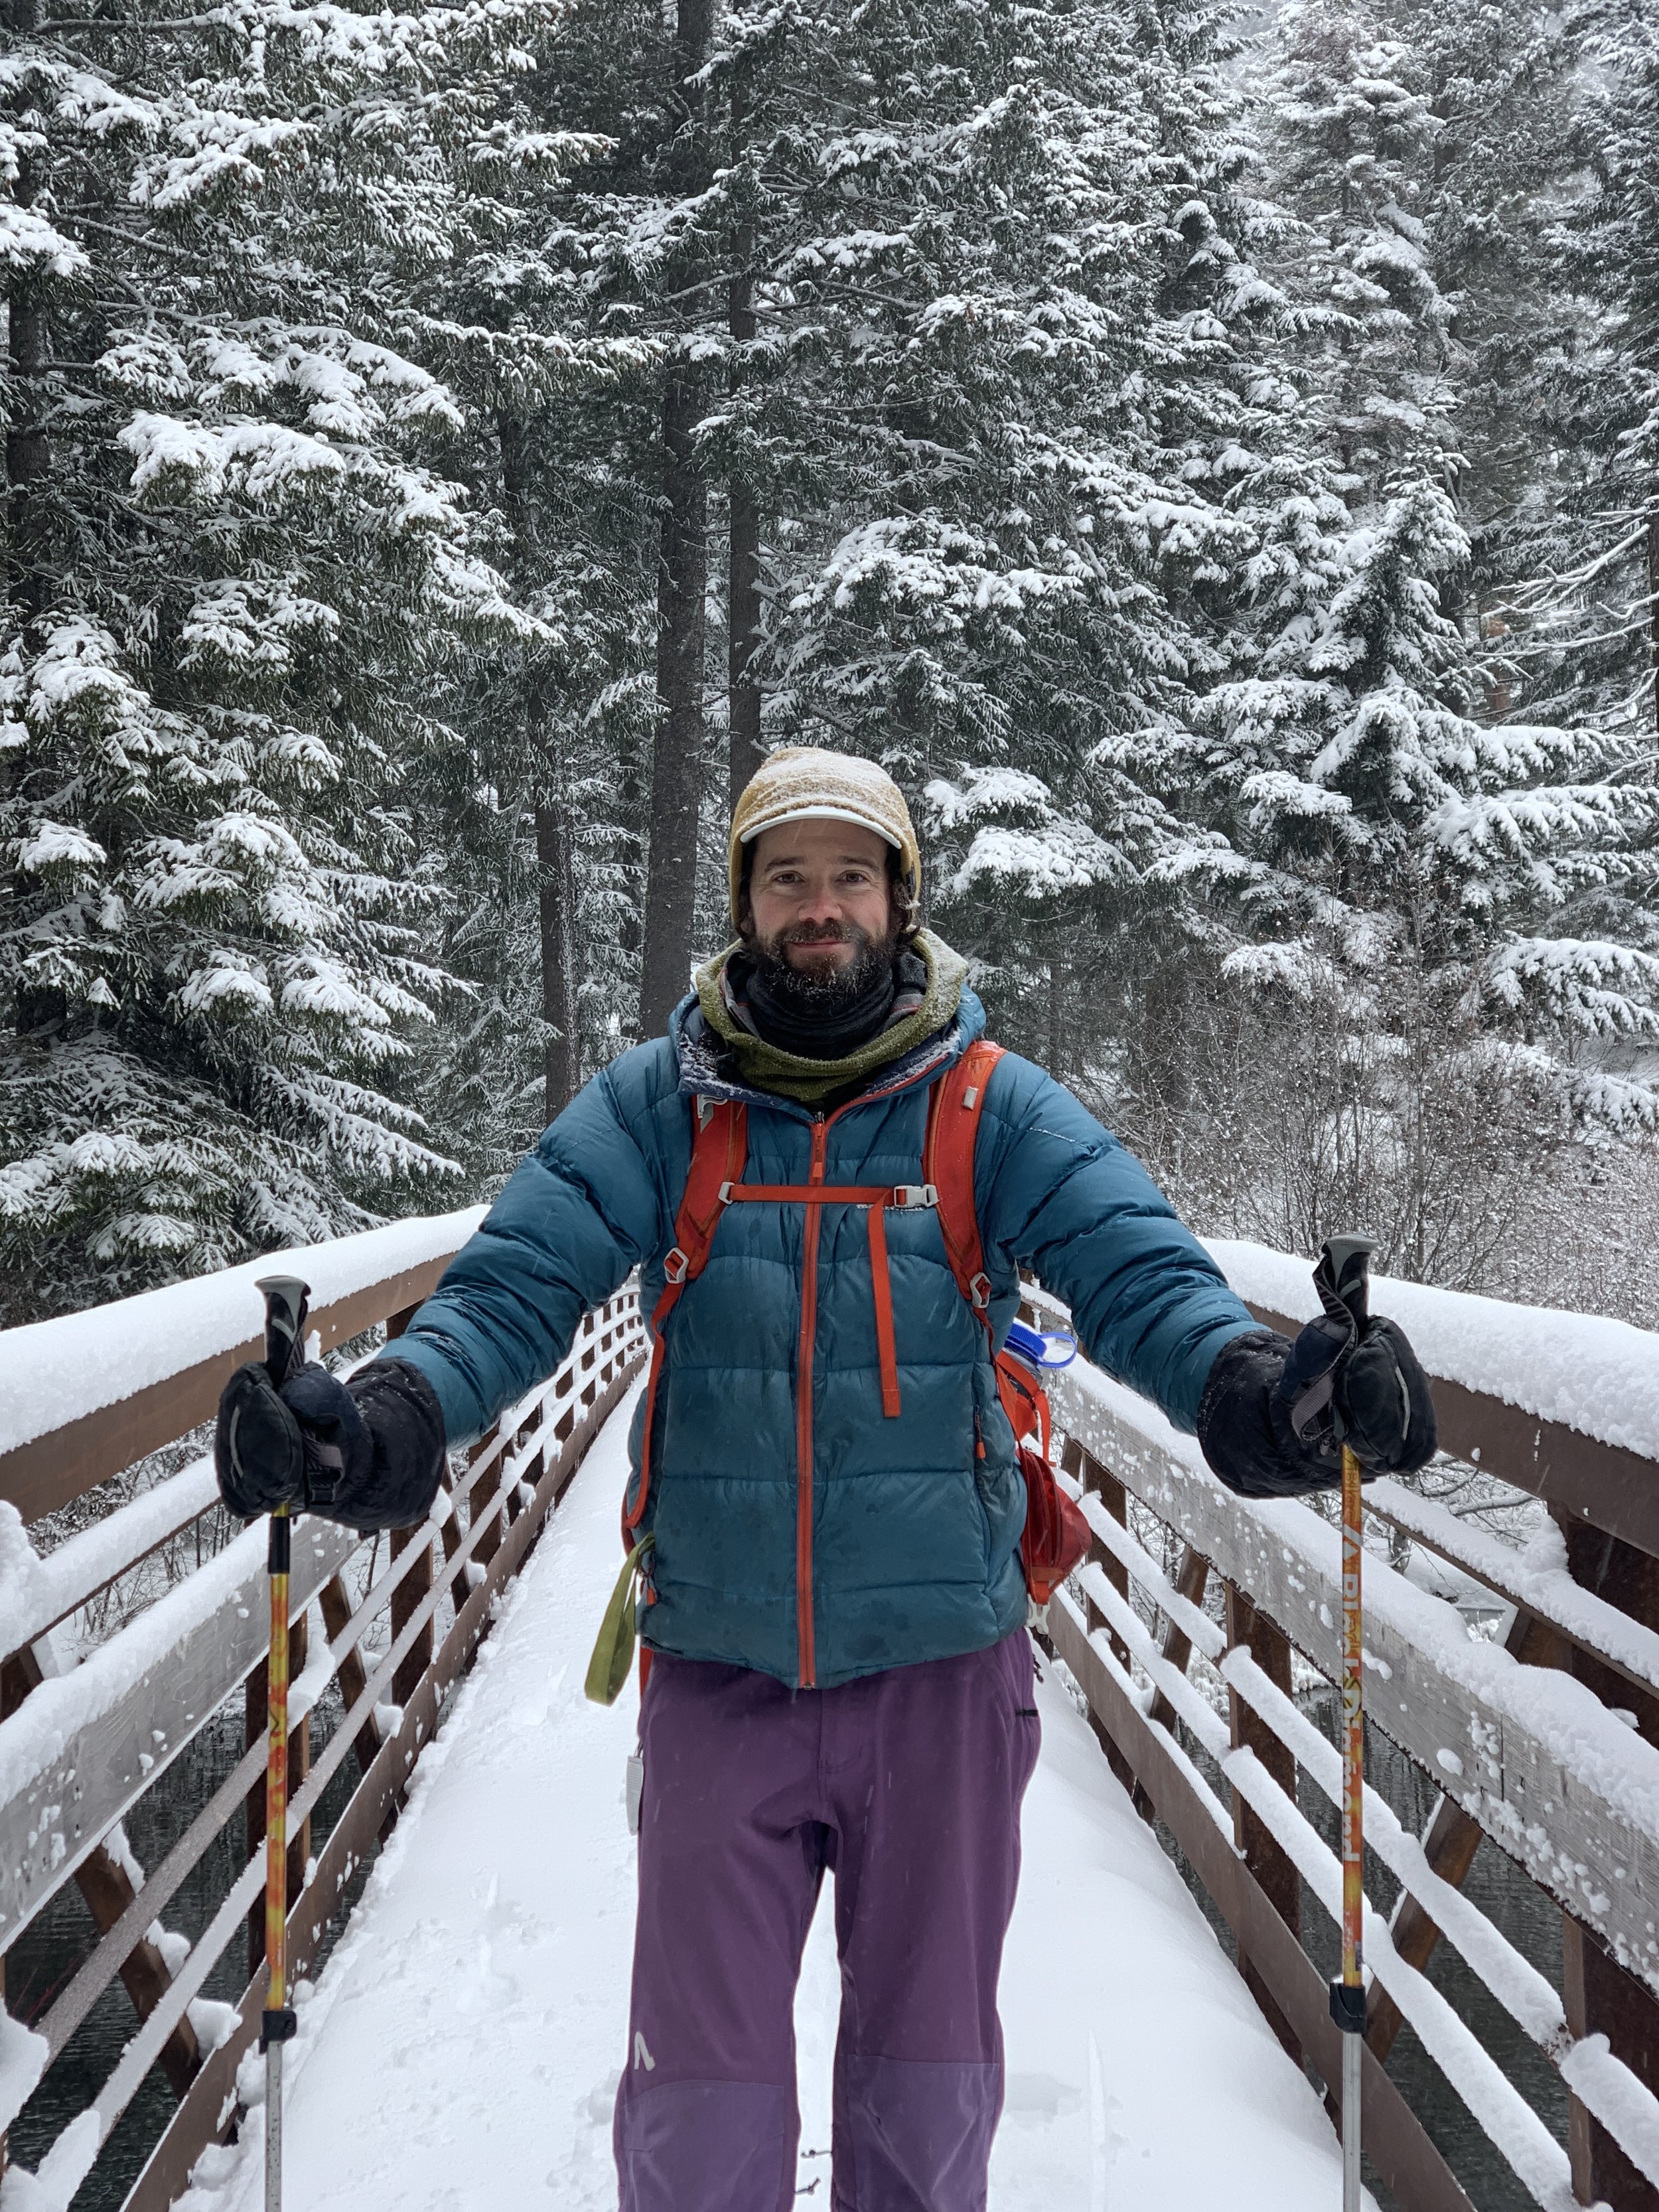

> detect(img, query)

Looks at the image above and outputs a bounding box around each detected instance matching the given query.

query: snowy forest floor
[177,1380,1365,2211]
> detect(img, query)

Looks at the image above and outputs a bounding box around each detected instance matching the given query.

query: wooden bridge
[3,1218,1658,2210]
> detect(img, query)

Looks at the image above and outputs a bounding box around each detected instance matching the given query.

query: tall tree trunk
[6,0,49,627]
[4,292,48,622]
[498,410,579,1118]
[5,279,55,1044]
[7,10,58,1045]
[639,0,715,1035]
[536,781,578,1121]
[727,67,764,810]
[729,478,762,808]
[1648,512,1659,741]
[640,368,709,1029]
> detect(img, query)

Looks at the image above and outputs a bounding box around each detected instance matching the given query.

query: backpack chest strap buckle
[891,1183,938,1209]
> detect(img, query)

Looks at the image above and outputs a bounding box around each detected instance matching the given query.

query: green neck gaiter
[692,930,968,1108]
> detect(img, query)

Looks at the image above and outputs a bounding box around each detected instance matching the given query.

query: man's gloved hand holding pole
[1197,1243,1437,1499]
[216,1353,362,1519]
[1275,1237,1437,1482]
[1195,1232,1436,2204]
[214,1329,447,1532]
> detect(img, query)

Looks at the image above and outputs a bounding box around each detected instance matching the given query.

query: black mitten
[1198,1331,1332,1498]
[215,1362,310,1518]
[1274,1313,1437,1477]
[1198,1317,1437,1499]
[215,1357,445,1529]
[279,1361,371,1507]
[330,1360,448,1530]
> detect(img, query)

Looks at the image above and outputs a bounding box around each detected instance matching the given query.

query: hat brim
[738,802,904,849]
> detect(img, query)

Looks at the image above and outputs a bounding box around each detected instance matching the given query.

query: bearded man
[216,747,1435,2212]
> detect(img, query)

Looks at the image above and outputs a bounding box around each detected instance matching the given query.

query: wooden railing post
[9,1643,206,2096]
[468,1433,502,1571]
[1565,1920,1659,2211]
[1224,1584,1302,2064]
[287,1607,311,1911]
[375,1522,437,1847]
[390,1526,435,1708]
[384,1299,435,1691]
[319,1573,376,1779]
[1133,1543,1213,1824]
[1366,1607,1566,2067]
[73,1842,203,2101]
[1063,1438,1137,1799]
[1070,1440,1129,1666]
[1145,1544,1211,1736]
[1553,1512,1659,2209]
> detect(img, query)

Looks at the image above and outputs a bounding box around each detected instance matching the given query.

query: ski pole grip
[1317,1234,1375,1338]
[255,1274,311,1390]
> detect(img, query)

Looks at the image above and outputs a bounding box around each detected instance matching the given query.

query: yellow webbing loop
[584,1533,656,1706]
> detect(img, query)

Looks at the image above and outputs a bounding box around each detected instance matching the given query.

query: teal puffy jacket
[392,988,1256,1688]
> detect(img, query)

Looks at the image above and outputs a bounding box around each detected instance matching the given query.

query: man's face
[745,818,897,975]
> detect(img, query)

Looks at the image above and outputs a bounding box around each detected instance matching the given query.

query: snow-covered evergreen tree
[1123,0,1659,1280]
[0,0,551,1317]
[680,0,1272,1063]
[3,0,1652,1325]
[375,14,664,1168]
[1512,0,1659,740]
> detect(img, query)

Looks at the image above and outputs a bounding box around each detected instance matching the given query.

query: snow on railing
[1205,1238,1659,1467]
[0,1220,645,2212]
[0,1207,488,1528]
[0,1209,488,1463]
[1208,1237,1659,1562]
[1027,1266,1659,2212]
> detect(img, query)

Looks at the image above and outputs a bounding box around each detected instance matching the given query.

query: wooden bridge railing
[9,1215,1656,2209]
[0,1224,646,2210]
[1029,1263,1659,2212]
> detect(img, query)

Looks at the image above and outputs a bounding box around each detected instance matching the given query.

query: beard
[747,917,898,1017]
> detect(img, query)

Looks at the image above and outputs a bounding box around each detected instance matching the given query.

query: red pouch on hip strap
[1017,1442,1092,1607]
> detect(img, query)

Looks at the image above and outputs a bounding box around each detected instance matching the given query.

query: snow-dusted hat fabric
[729,746,920,925]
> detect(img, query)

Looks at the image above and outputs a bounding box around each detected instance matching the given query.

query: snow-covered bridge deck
[173,1382,1351,2212]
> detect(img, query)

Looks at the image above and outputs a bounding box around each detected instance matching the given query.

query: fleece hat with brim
[729,746,921,928]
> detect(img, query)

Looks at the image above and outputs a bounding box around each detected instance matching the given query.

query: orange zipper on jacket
[768,1061,946,1691]
[795,1117,829,1686]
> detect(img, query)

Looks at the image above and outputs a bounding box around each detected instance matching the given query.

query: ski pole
[255,1273,309,2212]
[1319,1234,1374,2212]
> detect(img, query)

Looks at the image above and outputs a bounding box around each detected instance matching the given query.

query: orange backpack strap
[624,1096,747,1535]
[924,1039,1006,1324]
[925,1040,1086,1603]
[665,1094,747,1288]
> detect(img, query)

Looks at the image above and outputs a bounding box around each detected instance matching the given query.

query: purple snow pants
[612,1629,1040,2212]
